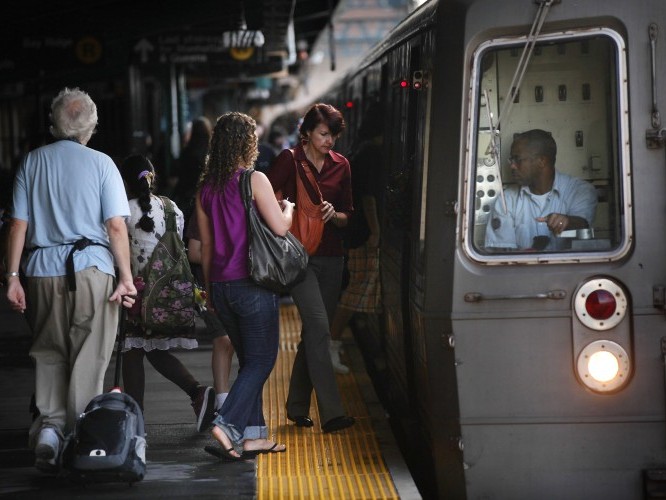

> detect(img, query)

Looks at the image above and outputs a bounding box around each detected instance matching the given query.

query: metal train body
[322,0,666,498]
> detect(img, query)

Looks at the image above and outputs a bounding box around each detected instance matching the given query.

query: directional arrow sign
[133,38,154,64]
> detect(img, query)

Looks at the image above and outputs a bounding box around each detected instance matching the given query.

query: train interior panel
[469,32,626,259]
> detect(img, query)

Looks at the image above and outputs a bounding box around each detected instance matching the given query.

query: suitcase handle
[112,302,129,390]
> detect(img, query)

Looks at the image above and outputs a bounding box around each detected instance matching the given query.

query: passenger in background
[197,112,293,459]
[0,168,15,280]
[5,87,136,472]
[329,103,384,374]
[484,129,597,251]
[185,213,234,417]
[119,154,215,431]
[255,126,290,174]
[268,103,356,433]
[171,117,212,227]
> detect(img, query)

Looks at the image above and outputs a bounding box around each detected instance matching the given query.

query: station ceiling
[1,0,340,84]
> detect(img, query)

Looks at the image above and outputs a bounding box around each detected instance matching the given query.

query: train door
[381,41,426,411]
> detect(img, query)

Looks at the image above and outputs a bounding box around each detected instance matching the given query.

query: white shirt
[484,171,597,251]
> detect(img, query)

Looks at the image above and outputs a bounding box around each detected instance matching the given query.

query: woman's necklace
[304,145,325,172]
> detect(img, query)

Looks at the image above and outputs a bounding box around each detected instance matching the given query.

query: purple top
[199,168,248,282]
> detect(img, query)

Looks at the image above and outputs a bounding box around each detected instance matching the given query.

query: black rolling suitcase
[61,307,147,484]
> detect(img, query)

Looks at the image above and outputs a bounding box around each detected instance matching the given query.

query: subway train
[315,0,666,498]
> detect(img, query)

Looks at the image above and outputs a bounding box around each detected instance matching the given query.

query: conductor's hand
[536,213,569,235]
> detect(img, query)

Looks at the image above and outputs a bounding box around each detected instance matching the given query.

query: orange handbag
[291,156,325,255]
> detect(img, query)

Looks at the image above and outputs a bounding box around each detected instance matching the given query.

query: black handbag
[240,168,308,292]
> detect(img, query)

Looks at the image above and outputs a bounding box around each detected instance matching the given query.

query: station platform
[0,293,421,499]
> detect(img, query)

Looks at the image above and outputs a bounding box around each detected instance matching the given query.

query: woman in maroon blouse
[267,103,356,433]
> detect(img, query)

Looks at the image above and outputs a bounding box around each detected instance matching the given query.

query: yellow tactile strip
[258,304,400,499]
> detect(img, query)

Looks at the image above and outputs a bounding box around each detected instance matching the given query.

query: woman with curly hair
[195,112,294,460]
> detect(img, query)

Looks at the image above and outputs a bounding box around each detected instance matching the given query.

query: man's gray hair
[49,87,98,143]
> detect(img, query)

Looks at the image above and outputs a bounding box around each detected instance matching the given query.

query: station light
[399,79,410,89]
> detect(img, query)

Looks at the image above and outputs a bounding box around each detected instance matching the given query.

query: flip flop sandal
[257,443,286,454]
[242,443,287,458]
[204,444,243,461]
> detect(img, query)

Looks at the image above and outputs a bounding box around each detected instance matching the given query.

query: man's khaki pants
[26,267,118,444]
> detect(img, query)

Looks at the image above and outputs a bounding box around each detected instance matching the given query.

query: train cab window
[466,30,631,263]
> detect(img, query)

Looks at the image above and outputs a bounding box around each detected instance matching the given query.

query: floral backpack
[138,197,195,334]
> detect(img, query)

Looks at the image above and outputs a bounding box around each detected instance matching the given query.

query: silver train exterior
[321,0,666,498]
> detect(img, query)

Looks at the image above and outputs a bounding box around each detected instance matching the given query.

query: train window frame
[462,28,632,265]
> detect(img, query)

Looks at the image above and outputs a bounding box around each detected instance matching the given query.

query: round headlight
[576,340,630,393]
[587,350,619,382]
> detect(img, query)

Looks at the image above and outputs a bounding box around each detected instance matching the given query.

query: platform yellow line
[258,304,399,499]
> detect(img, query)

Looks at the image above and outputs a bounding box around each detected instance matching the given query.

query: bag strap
[240,169,255,250]
[240,168,253,210]
[289,149,323,203]
[159,196,177,233]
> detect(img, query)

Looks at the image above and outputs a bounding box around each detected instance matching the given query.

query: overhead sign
[0,34,105,82]
[230,47,255,61]
[133,31,265,65]
[0,35,104,73]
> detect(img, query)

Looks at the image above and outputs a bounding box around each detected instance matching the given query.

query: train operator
[484,129,597,251]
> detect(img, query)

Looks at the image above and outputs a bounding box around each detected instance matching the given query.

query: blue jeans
[210,279,279,450]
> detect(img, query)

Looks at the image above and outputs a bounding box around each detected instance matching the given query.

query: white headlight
[576,340,630,393]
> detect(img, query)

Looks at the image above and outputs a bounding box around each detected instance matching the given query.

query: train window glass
[467,30,630,263]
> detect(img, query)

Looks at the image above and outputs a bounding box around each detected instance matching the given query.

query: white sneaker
[329,341,350,375]
[34,427,60,460]
[35,456,58,473]
[331,339,344,355]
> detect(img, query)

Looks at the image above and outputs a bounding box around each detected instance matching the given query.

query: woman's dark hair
[185,116,212,163]
[120,154,156,232]
[299,103,345,141]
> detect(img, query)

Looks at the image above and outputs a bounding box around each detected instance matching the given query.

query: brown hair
[199,112,258,190]
[299,103,345,142]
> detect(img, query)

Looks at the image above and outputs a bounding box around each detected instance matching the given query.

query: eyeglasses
[508,155,533,164]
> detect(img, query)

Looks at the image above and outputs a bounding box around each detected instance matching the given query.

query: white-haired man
[5,87,136,472]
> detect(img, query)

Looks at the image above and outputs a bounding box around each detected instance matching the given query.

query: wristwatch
[5,271,19,279]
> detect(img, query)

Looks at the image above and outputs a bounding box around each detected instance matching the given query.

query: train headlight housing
[572,277,632,394]
[576,340,630,393]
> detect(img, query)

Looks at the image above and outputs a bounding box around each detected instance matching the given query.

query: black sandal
[204,444,243,462]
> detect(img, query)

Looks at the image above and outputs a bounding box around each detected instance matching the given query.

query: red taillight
[585,289,616,320]
[574,278,627,330]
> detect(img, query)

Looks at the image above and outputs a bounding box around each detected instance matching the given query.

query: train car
[320,0,666,498]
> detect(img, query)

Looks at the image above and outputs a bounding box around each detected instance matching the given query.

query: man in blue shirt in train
[484,128,597,252]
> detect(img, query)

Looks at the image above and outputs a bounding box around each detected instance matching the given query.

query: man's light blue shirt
[12,140,130,277]
[484,171,597,251]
